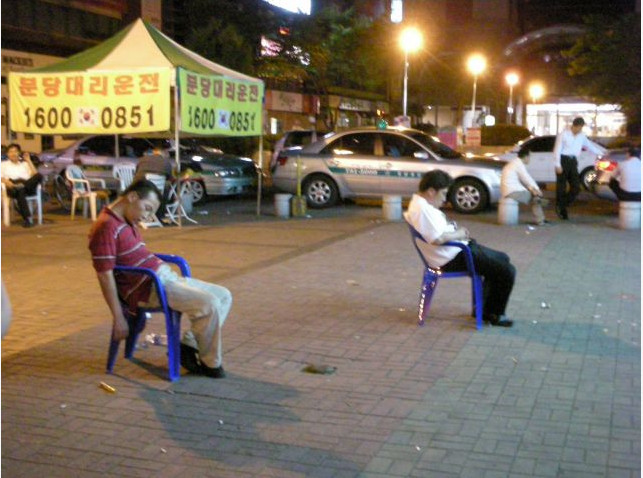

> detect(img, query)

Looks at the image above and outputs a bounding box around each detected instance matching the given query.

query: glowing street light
[529,82,544,104]
[467,53,487,127]
[400,27,422,118]
[505,72,519,124]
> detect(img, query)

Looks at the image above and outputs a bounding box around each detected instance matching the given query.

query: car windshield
[407,132,462,159]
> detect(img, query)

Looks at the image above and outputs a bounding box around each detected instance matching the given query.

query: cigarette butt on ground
[99,382,117,393]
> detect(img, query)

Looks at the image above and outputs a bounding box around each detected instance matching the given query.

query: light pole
[400,27,422,119]
[505,72,519,124]
[467,53,486,127]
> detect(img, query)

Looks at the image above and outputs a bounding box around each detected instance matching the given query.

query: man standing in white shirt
[501,149,548,225]
[609,147,641,202]
[404,170,516,327]
[552,117,604,219]
[1,143,42,227]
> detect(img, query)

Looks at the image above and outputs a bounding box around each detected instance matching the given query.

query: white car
[499,135,607,189]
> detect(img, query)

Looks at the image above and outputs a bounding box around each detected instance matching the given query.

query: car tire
[303,174,339,208]
[449,178,488,214]
[190,180,207,204]
[580,167,597,190]
[53,173,72,211]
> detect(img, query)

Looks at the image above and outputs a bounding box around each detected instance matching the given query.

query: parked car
[499,135,608,189]
[38,135,257,207]
[272,126,506,214]
[271,130,329,172]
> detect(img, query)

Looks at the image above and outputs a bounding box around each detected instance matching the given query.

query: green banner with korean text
[9,68,171,134]
[178,68,263,136]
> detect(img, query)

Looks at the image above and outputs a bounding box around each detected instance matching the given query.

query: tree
[564,13,641,135]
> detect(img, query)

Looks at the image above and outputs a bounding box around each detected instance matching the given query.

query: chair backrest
[406,221,432,269]
[113,163,137,191]
[65,165,90,192]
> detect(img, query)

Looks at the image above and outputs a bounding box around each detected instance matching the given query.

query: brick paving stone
[1,195,639,477]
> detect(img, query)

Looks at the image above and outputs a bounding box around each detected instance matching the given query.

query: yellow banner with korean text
[178,69,263,136]
[9,68,170,134]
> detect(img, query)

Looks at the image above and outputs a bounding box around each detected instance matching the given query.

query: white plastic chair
[65,165,108,221]
[1,183,43,227]
[113,163,137,192]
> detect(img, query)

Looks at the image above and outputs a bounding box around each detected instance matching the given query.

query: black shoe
[555,206,568,220]
[485,314,514,327]
[22,218,34,228]
[201,364,226,379]
[180,343,202,373]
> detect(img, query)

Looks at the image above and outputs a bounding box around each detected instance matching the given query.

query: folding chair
[406,221,483,330]
[66,165,109,221]
[1,183,43,227]
[106,253,191,382]
[113,163,137,192]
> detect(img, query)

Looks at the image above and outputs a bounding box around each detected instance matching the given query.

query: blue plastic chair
[106,254,191,382]
[406,222,483,330]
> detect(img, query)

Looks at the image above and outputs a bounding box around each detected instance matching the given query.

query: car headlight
[213,169,237,177]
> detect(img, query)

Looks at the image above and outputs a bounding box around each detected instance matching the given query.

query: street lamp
[467,53,487,127]
[400,27,422,118]
[505,72,519,124]
[529,82,544,104]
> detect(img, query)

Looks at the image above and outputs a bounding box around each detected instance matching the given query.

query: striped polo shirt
[88,207,163,309]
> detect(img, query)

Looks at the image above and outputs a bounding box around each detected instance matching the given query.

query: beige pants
[148,264,232,368]
[506,191,546,224]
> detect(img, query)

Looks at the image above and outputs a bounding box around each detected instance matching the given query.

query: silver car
[272,127,505,214]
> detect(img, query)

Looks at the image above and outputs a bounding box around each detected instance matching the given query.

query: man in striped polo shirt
[89,180,231,378]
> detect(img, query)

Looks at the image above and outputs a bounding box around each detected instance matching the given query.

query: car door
[522,136,556,182]
[322,132,381,195]
[378,133,430,195]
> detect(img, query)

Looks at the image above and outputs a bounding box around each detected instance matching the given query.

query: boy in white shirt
[501,149,549,225]
[405,170,516,327]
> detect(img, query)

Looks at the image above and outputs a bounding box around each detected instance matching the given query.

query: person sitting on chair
[88,180,232,378]
[404,169,516,327]
[1,143,43,227]
[609,147,641,202]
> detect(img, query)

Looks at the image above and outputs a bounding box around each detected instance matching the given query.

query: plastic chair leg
[166,310,182,382]
[106,335,120,373]
[417,270,438,326]
[473,276,484,330]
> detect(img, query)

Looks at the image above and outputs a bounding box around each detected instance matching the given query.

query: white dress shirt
[553,129,605,169]
[501,157,540,197]
[1,160,33,181]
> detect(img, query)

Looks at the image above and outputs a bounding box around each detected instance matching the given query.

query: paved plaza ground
[1,189,640,477]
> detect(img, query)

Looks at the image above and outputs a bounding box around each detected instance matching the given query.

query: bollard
[382,195,402,221]
[619,201,641,230]
[274,193,292,218]
[498,197,519,225]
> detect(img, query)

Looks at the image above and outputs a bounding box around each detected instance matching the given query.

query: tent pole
[114,135,120,159]
[256,134,263,216]
[174,83,182,228]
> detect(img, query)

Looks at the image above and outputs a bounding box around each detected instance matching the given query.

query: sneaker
[201,364,226,379]
[180,343,202,373]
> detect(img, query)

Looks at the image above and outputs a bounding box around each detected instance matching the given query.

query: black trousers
[609,178,641,202]
[442,240,516,317]
[6,173,42,221]
[556,155,581,212]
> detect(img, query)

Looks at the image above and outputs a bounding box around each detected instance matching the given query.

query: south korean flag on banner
[78,107,98,127]
[217,110,231,130]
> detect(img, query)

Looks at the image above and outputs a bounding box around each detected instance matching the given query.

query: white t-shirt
[614,157,641,193]
[501,157,539,197]
[1,160,32,181]
[404,193,467,268]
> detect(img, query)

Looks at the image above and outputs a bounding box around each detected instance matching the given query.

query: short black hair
[418,170,453,192]
[7,143,21,152]
[572,117,585,127]
[518,148,529,158]
[628,147,640,158]
[122,179,161,201]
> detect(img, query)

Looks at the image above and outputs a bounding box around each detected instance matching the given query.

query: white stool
[498,197,519,225]
[382,195,402,221]
[274,193,292,218]
[619,201,641,230]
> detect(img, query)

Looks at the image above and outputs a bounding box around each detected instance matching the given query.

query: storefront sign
[266,90,303,113]
[179,69,263,136]
[9,68,170,134]
[339,97,372,112]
